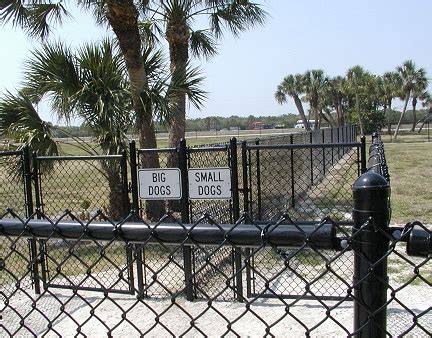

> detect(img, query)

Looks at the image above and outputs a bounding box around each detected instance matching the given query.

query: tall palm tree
[326,76,348,127]
[0,39,204,219]
[346,66,370,135]
[302,69,328,129]
[275,74,310,131]
[1,1,166,153]
[380,72,402,132]
[145,0,267,149]
[394,60,428,139]
[418,93,431,132]
[410,75,428,132]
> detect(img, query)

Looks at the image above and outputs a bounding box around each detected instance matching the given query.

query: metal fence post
[23,147,40,294]
[230,138,243,301]
[129,141,139,216]
[352,171,390,338]
[290,135,295,208]
[255,139,262,220]
[129,141,144,296]
[241,141,253,298]
[120,149,134,294]
[360,136,367,174]
[322,129,326,177]
[309,132,314,185]
[179,139,194,301]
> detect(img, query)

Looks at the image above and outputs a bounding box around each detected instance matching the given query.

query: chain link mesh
[1,211,429,337]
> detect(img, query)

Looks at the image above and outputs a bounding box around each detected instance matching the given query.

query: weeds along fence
[0,133,430,336]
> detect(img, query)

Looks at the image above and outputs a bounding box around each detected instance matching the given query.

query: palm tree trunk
[324,109,337,127]
[394,92,410,140]
[417,109,431,132]
[106,0,163,220]
[410,97,417,132]
[293,95,311,131]
[167,19,190,149]
[166,19,189,211]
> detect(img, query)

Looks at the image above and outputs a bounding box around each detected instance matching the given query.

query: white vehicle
[294,120,315,129]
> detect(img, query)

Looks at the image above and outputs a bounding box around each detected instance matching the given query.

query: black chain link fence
[1,129,429,336]
[1,210,430,336]
[0,150,28,217]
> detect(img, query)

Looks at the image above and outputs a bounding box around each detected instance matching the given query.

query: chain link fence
[1,210,429,336]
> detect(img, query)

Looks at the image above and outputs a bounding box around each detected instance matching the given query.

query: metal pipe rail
[245,141,361,150]
[0,218,343,250]
[367,132,390,182]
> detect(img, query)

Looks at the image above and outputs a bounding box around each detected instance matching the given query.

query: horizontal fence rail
[0,216,340,250]
[0,210,430,337]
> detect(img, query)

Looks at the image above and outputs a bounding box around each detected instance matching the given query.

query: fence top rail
[0,149,23,157]
[188,145,229,153]
[246,142,361,151]
[35,154,124,161]
[137,147,177,154]
[0,217,341,250]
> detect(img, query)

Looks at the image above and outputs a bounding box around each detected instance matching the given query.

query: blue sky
[0,0,431,125]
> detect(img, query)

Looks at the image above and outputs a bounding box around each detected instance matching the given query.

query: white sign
[138,168,182,200]
[188,168,232,200]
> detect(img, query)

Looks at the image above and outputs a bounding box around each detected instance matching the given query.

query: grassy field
[382,141,431,224]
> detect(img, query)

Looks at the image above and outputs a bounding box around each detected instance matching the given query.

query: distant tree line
[275,61,430,137]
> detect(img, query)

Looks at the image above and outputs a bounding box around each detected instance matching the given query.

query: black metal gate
[33,153,134,294]
[129,139,241,301]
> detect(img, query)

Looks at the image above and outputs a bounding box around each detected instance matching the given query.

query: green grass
[383,142,432,223]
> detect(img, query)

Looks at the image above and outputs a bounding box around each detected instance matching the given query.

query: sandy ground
[1,279,430,337]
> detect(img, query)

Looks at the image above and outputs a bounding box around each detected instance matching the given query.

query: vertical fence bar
[23,147,40,294]
[120,150,134,294]
[179,139,194,301]
[129,141,139,216]
[330,128,334,165]
[230,138,243,301]
[352,163,391,336]
[129,141,143,297]
[322,129,326,177]
[360,136,367,174]
[255,139,262,220]
[241,141,249,214]
[32,153,47,290]
[290,135,295,208]
[241,141,252,297]
[309,132,314,185]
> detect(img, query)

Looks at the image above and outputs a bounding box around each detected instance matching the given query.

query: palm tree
[0,39,204,219]
[410,76,428,132]
[1,1,164,153]
[418,93,432,132]
[346,66,371,135]
[1,1,209,219]
[275,74,310,131]
[380,72,402,132]
[145,0,267,149]
[326,76,347,127]
[302,69,328,129]
[394,60,428,139]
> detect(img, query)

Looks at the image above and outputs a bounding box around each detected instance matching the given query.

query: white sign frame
[188,167,232,200]
[138,168,182,200]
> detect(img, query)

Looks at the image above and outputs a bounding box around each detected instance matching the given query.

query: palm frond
[210,0,267,38]
[0,91,60,158]
[22,42,81,121]
[190,29,217,59]
[0,1,68,39]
